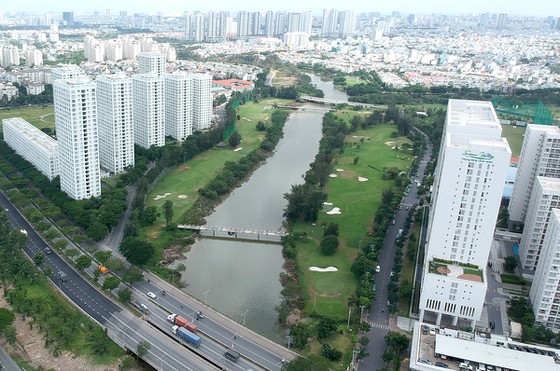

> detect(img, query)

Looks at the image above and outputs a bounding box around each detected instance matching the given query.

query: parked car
[422,325,429,335]
[418,358,432,365]
[376,265,381,273]
[435,362,449,368]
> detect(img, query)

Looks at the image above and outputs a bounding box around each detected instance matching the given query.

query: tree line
[0,82,53,108]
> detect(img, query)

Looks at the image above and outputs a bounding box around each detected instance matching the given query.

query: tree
[162,200,174,225]
[384,331,410,358]
[504,256,518,273]
[33,252,44,266]
[316,318,337,340]
[120,237,155,265]
[289,322,312,349]
[323,223,339,237]
[118,288,133,302]
[228,130,242,148]
[102,276,120,291]
[75,255,92,270]
[321,343,343,361]
[137,340,151,358]
[123,266,144,283]
[0,308,15,330]
[141,206,159,225]
[94,251,112,264]
[282,355,330,371]
[320,235,339,256]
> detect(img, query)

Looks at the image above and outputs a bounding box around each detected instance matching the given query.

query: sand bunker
[329,174,338,178]
[177,195,188,199]
[358,177,368,182]
[309,266,338,272]
[326,207,341,215]
[234,147,243,152]
[385,141,394,146]
[336,168,344,172]
[154,194,170,201]
[323,202,333,206]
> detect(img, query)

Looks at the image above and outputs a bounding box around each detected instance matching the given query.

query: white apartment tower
[509,125,560,227]
[192,74,213,132]
[339,10,356,37]
[51,65,83,81]
[520,177,560,272]
[531,207,560,330]
[133,73,164,148]
[53,77,101,200]
[137,52,166,77]
[96,74,134,174]
[419,99,511,327]
[2,117,58,180]
[321,8,338,37]
[164,72,193,141]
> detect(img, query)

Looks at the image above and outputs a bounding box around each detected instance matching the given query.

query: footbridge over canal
[299,95,388,109]
[178,224,288,244]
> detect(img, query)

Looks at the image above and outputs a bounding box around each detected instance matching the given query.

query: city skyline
[2,0,560,17]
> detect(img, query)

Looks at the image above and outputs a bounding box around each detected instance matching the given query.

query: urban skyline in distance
[2,0,560,17]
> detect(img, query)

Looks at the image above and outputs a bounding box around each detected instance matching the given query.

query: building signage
[462,150,494,163]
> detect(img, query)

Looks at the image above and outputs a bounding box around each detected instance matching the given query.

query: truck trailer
[172,325,201,348]
[167,313,198,333]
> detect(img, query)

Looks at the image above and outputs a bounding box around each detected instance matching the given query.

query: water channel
[178,74,347,342]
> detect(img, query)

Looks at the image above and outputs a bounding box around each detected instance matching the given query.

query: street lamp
[202,289,210,306]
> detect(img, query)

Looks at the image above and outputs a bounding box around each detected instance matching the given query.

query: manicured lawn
[142,98,293,246]
[293,123,413,319]
[0,106,55,130]
[500,124,526,158]
[344,76,364,87]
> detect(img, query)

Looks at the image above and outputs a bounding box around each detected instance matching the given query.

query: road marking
[369,322,389,330]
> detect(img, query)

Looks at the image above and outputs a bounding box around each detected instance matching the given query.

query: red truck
[167,313,198,333]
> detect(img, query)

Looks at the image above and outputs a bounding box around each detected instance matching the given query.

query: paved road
[0,344,21,371]
[360,131,433,370]
[0,191,217,371]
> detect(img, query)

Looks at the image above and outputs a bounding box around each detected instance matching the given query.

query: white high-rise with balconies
[509,125,560,227]
[192,73,212,131]
[53,77,101,200]
[137,52,165,77]
[419,99,511,327]
[2,117,58,180]
[51,65,83,81]
[164,72,193,141]
[133,73,164,148]
[96,73,134,174]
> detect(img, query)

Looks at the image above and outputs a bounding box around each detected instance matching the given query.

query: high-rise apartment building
[206,11,227,42]
[419,99,511,327]
[237,11,250,37]
[184,12,194,40]
[51,65,83,81]
[251,12,261,35]
[53,77,101,200]
[321,8,338,37]
[530,207,560,329]
[96,74,134,174]
[164,72,193,142]
[264,11,274,37]
[192,74,212,132]
[509,125,560,227]
[339,10,356,37]
[132,73,164,148]
[193,14,205,42]
[2,117,58,181]
[274,12,287,36]
[137,52,166,77]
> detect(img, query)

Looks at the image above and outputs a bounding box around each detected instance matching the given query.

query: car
[147,292,156,299]
[20,229,28,236]
[422,325,429,335]
[435,362,449,368]
[405,206,409,211]
[196,311,205,319]
[429,327,436,336]
[140,303,148,311]
[44,247,52,254]
[390,271,394,277]
[418,358,432,365]
[392,219,396,225]
[398,205,402,210]
[375,265,381,273]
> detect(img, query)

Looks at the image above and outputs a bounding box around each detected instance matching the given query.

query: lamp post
[202,289,210,306]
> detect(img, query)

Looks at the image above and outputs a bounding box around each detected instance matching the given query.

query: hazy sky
[3,0,560,17]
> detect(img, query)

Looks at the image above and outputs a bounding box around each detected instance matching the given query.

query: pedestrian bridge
[299,95,387,109]
[178,224,288,243]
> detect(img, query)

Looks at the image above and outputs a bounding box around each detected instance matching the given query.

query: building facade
[2,117,58,180]
[164,72,193,142]
[51,65,83,81]
[508,125,560,227]
[530,207,560,330]
[419,99,511,327]
[53,77,101,200]
[192,73,213,132]
[137,52,166,77]
[132,73,165,148]
[96,74,134,174]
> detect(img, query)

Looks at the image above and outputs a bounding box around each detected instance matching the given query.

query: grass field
[293,124,413,319]
[344,77,364,87]
[500,124,526,158]
[271,69,298,87]
[0,106,55,130]
[142,98,293,247]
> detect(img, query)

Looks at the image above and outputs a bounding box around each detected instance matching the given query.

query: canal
[178,75,347,342]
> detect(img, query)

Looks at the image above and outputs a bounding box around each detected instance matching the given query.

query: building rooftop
[2,117,58,155]
[428,259,484,283]
[448,133,511,154]
[538,176,560,193]
[213,79,255,90]
[447,99,501,129]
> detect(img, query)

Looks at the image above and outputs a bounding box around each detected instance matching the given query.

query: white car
[376,265,381,273]
[147,292,156,299]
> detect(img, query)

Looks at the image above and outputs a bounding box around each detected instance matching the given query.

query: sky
[2,0,560,17]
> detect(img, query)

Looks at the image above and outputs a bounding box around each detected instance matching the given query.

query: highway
[1,189,294,370]
[360,131,433,370]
